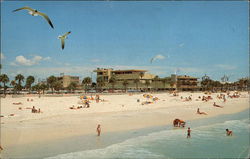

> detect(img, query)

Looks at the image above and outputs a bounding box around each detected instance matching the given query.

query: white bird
[13,6,54,29]
[58,31,71,50]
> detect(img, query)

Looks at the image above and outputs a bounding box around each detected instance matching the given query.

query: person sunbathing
[213,102,223,108]
[69,105,77,109]
[13,102,22,105]
[197,108,207,115]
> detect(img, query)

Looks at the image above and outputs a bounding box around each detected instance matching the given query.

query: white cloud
[43,57,51,61]
[11,55,52,66]
[1,53,5,60]
[214,64,237,70]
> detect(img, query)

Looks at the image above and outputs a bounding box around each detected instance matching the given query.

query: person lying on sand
[13,102,22,105]
[213,102,223,108]
[196,108,207,115]
[141,101,153,105]
[69,105,77,109]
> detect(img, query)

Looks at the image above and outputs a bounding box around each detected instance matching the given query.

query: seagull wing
[36,11,54,29]
[63,31,71,37]
[61,38,65,50]
[13,6,35,12]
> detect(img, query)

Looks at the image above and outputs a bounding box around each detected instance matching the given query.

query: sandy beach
[0,91,249,156]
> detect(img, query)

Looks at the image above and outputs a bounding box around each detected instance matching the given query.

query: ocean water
[46,110,250,159]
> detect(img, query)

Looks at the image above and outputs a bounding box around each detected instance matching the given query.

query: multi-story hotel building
[93,68,156,90]
[93,68,199,91]
[57,75,80,88]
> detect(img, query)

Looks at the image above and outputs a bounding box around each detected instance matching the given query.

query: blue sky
[1,1,249,82]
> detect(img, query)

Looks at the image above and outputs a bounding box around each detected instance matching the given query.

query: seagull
[13,6,54,29]
[58,31,71,50]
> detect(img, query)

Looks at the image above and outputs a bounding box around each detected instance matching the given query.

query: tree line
[0,73,249,96]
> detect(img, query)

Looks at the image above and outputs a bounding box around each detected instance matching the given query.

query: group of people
[186,127,233,138]
[181,96,192,101]
[31,106,42,113]
[27,98,34,102]
[201,95,213,102]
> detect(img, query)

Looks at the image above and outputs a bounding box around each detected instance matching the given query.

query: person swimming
[226,129,233,136]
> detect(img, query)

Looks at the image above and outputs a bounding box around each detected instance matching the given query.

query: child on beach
[97,124,101,136]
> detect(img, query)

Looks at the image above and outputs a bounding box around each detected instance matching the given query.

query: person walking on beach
[187,127,191,138]
[97,124,101,136]
[226,129,233,136]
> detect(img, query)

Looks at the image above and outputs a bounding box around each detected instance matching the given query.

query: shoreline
[3,108,249,159]
[1,92,249,158]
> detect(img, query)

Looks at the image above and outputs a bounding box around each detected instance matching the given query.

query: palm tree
[15,74,24,93]
[40,83,48,94]
[47,76,57,94]
[109,75,117,92]
[145,79,150,91]
[10,80,17,94]
[82,77,92,93]
[97,76,105,92]
[133,78,140,91]
[54,81,62,93]
[32,84,41,95]
[122,79,129,92]
[26,76,35,93]
[0,74,9,95]
[67,82,78,93]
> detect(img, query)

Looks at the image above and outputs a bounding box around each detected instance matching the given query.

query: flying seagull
[58,31,71,50]
[13,6,54,29]
[150,54,166,64]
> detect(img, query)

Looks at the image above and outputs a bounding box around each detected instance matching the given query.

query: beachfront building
[171,74,199,91]
[57,75,80,88]
[93,68,181,91]
[94,68,157,91]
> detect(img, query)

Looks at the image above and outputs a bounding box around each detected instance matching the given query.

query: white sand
[1,92,249,149]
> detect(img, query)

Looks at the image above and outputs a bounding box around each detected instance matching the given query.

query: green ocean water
[46,109,250,159]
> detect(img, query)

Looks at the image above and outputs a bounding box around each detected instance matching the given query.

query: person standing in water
[97,124,101,136]
[187,127,191,138]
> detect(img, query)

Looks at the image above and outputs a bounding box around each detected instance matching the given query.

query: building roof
[112,69,147,73]
[177,75,198,79]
